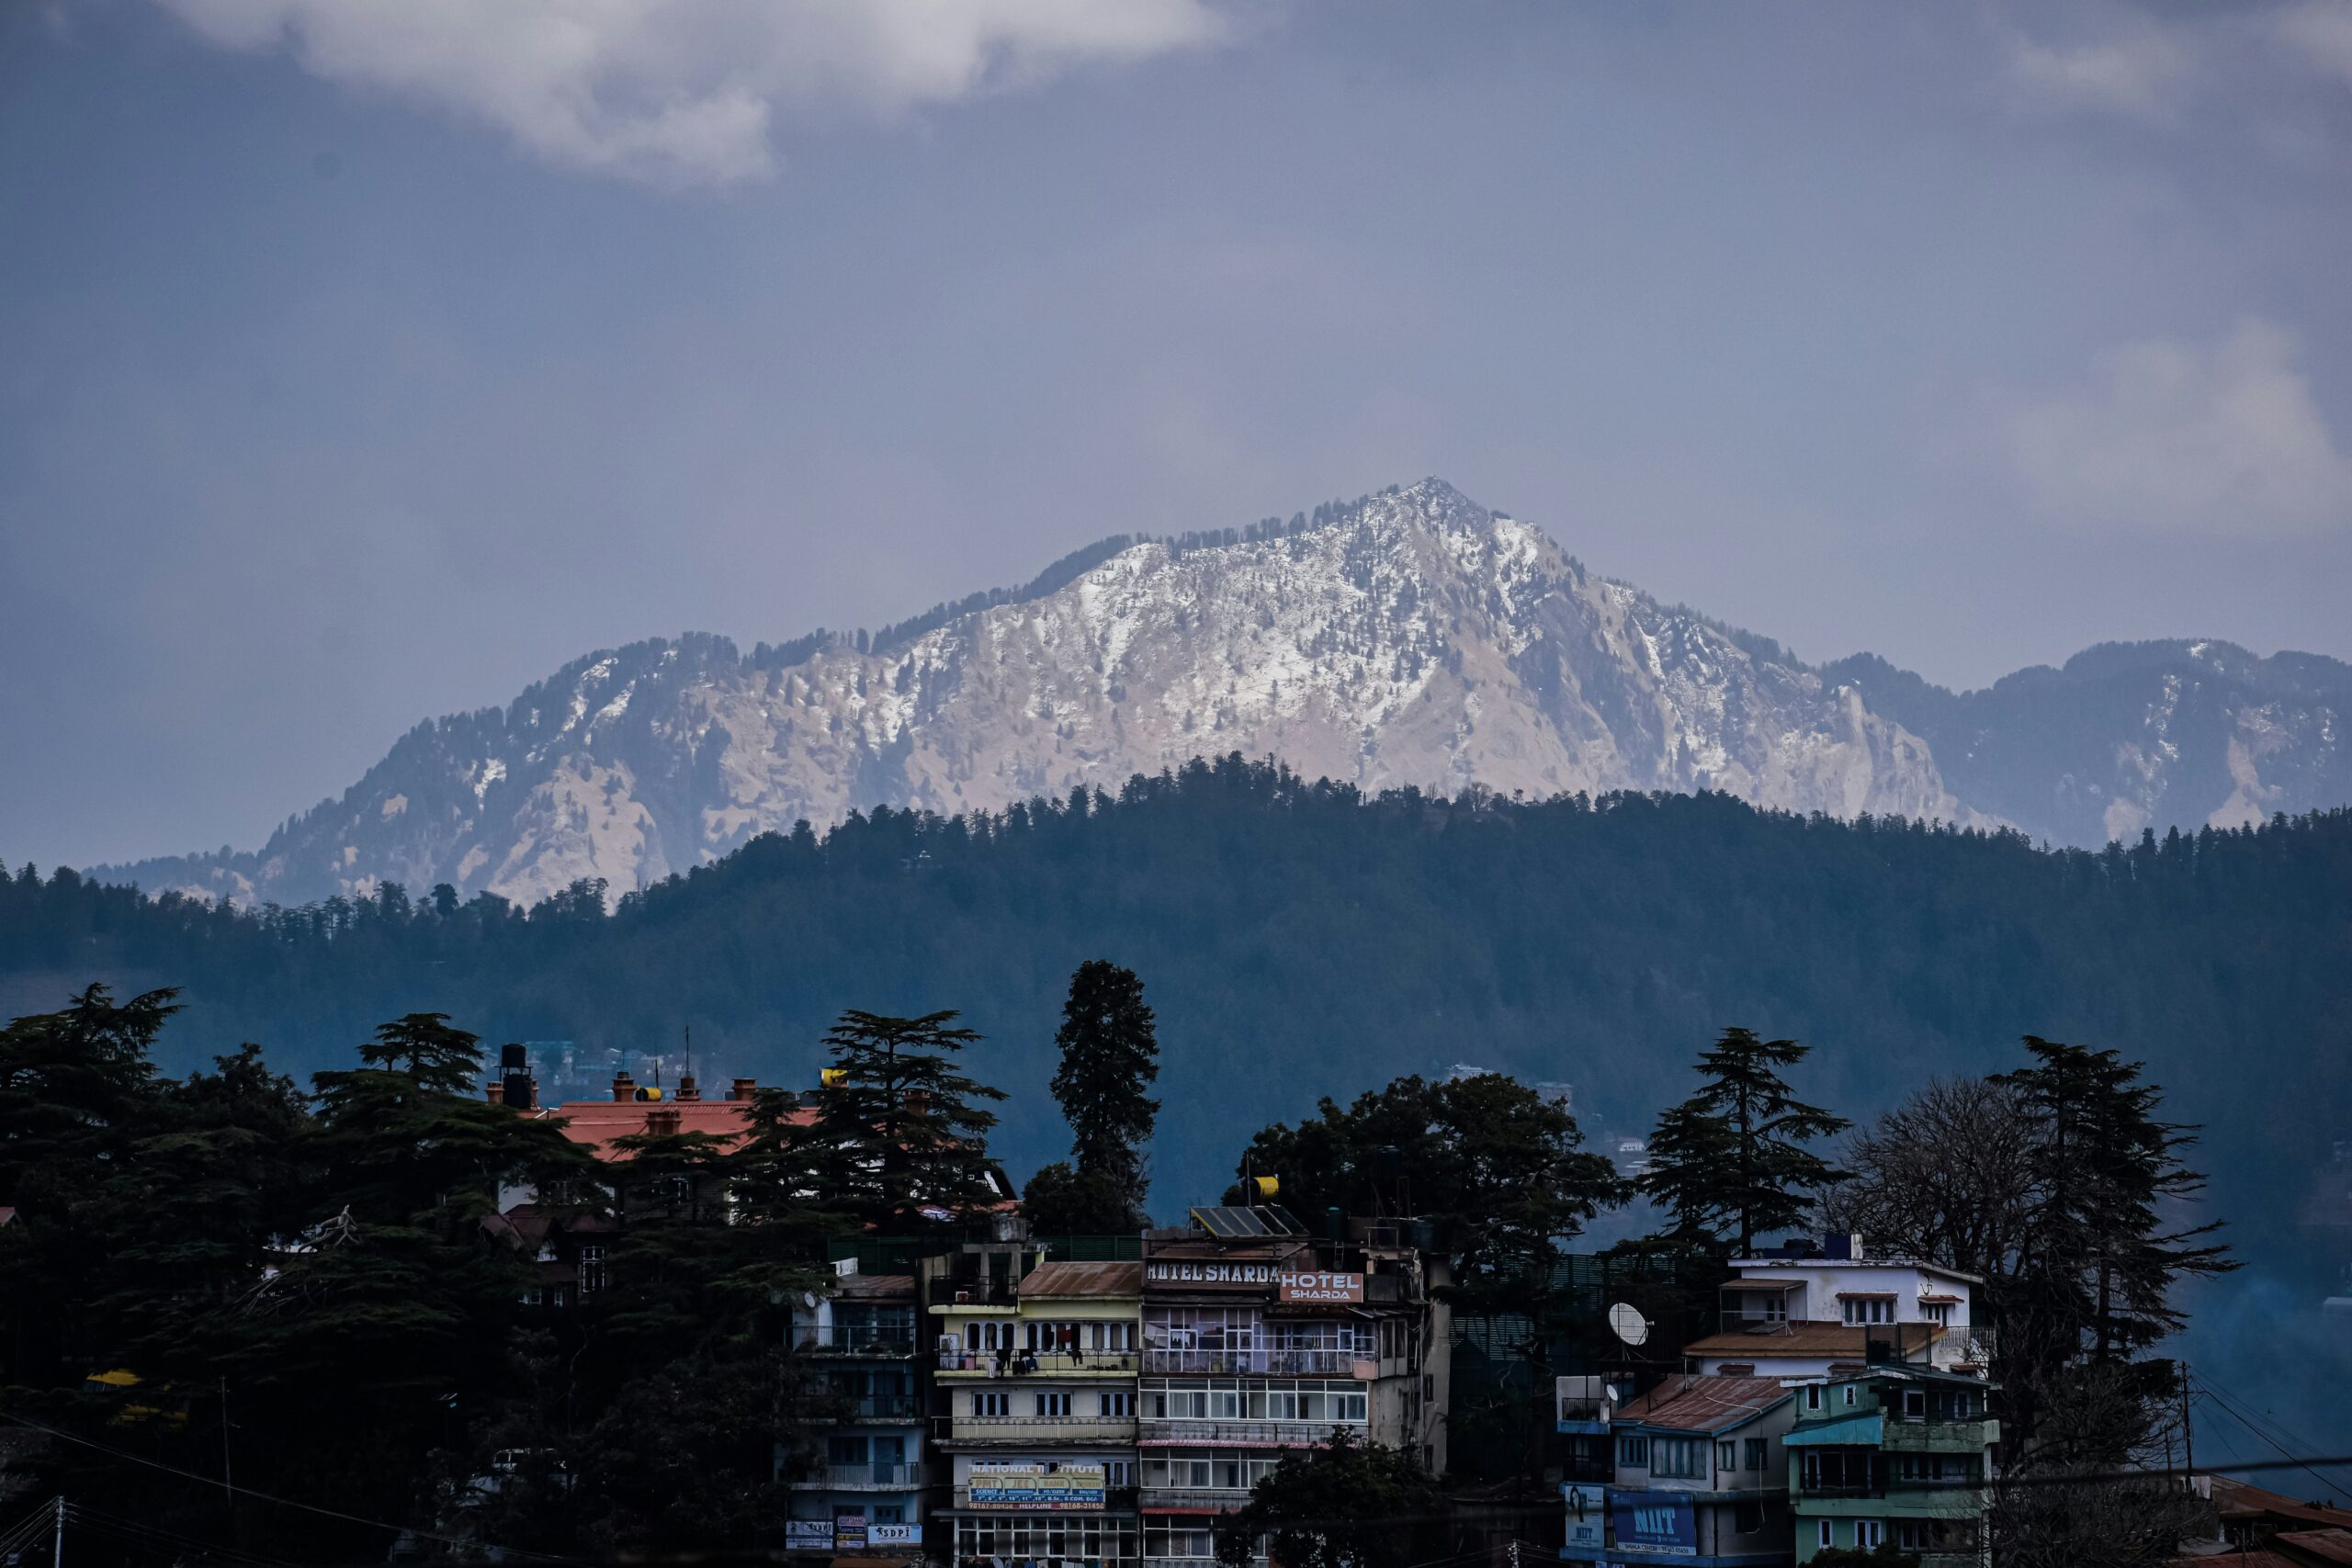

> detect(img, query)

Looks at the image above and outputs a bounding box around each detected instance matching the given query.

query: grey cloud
[2002,319,2352,536]
[153,0,1233,185]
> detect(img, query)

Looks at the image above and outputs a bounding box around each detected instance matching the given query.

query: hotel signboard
[1276,1270,1363,1303]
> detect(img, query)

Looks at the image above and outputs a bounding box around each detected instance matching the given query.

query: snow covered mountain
[95,479,2348,907]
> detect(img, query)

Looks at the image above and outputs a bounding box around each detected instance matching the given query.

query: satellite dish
[803,1291,820,1309]
[1607,1302,1650,1347]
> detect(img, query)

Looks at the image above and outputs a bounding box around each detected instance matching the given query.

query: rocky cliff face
[1820,639,2352,848]
[96,479,2347,907]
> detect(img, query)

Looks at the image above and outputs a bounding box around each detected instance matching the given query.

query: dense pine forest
[6,754,2350,1270]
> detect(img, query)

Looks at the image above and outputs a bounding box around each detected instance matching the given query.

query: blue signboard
[1608,1491,1697,1557]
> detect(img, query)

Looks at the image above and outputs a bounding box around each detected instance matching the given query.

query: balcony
[1798,1483,1886,1500]
[836,1394,924,1422]
[939,1349,1140,1376]
[793,1325,921,1358]
[788,1461,927,1491]
[1140,1349,1368,1376]
[1137,1487,1249,1513]
[1140,1418,1364,1448]
[941,1414,1140,1445]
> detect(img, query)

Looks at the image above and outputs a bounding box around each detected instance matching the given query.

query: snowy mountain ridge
[95,479,2350,907]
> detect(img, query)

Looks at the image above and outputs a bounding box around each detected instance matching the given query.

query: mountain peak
[87,483,2352,906]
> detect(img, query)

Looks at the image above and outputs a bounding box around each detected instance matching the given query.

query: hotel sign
[1277,1270,1363,1303]
[1145,1260,1279,1289]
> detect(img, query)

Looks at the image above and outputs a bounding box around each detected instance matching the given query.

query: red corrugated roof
[2278,1529,2352,1565]
[2212,1477,2352,1529]
[526,1097,802,1159]
[1617,1374,1792,1434]
[1020,1261,1144,1298]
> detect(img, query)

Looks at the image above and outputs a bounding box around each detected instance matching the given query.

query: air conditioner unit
[956,1290,972,1304]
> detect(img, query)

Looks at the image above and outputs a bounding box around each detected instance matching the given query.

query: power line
[0,1413,582,1565]
[2189,1378,2352,1503]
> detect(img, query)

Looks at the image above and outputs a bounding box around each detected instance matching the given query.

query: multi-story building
[1136,1206,1450,1568]
[787,1269,931,1558]
[1683,1237,1989,1379]
[933,1259,1145,1568]
[1785,1364,1997,1566]
[1562,1374,1797,1568]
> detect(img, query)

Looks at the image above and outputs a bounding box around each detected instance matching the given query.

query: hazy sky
[5,0,2350,869]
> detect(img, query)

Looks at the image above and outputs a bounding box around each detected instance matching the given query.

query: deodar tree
[1024,960,1162,1232]
[1640,1026,1849,1258]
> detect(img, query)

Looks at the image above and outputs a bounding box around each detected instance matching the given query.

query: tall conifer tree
[1025,962,1161,1232]
[1641,1027,1848,1258]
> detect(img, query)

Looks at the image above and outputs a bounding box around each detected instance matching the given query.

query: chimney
[486,1080,505,1105]
[676,1074,701,1102]
[647,1107,684,1137]
[612,1071,636,1103]
[730,1077,757,1101]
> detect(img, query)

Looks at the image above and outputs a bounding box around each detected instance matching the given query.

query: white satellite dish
[1607,1302,1650,1348]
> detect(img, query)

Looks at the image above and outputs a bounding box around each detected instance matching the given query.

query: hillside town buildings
[481,1072,2041,1568]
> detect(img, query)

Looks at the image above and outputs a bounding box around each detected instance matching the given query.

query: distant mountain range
[95,479,2351,907]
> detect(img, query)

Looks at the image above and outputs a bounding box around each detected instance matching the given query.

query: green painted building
[1785,1365,1996,1566]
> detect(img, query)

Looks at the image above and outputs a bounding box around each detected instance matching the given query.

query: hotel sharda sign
[1143,1260,1365,1302]
[1276,1270,1364,1303]
[1144,1260,1281,1290]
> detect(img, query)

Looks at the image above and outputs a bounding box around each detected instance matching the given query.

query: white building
[1681,1236,1989,1379]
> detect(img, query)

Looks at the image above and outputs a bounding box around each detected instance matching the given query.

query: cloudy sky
[4,0,2349,869]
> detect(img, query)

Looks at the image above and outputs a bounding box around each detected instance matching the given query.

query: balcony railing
[940,1349,1140,1375]
[789,1461,927,1490]
[943,1415,1140,1444]
[836,1394,924,1421]
[1140,1418,1365,1448]
[1798,1483,1885,1500]
[793,1325,921,1357]
[1140,1349,1365,1376]
[1137,1487,1249,1512]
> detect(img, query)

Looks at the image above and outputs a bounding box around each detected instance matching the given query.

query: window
[1734,1499,1763,1535]
[1895,1518,1981,1552]
[1651,1437,1709,1480]
[873,1506,904,1525]
[1842,1297,1894,1325]
[827,1435,869,1465]
[1921,1302,1951,1325]
[1843,1384,1858,1406]
[1902,1388,1926,1420]
[1804,1385,1823,1411]
[1717,1441,1736,1472]
[1744,1438,1768,1472]
[1100,1390,1133,1417]
[1857,1520,1885,1549]
[1816,1520,1834,1549]
[972,1391,1009,1417]
[1616,1435,1650,1469]
[576,1245,606,1295]
[1103,1460,1132,1487]
[1035,1391,1072,1417]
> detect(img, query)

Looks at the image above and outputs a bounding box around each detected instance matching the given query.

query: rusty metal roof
[1618,1374,1793,1434]
[1020,1260,1143,1298]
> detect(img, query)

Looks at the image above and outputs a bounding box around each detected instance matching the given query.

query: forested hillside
[9,756,2350,1271]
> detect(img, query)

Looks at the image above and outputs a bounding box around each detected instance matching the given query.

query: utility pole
[2180,1363,2196,1487]
[51,1495,63,1568]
